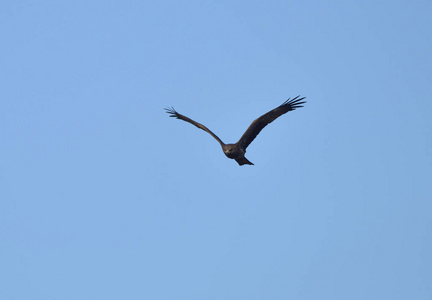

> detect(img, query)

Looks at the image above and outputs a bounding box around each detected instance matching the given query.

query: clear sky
[1,0,431,299]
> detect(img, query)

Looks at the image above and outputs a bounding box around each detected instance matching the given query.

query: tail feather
[235,157,254,166]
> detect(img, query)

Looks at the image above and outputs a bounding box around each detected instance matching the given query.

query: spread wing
[165,107,225,146]
[237,96,306,149]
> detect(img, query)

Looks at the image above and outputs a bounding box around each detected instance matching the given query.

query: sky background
[1,0,431,299]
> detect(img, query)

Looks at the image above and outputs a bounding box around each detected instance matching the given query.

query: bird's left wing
[237,96,306,149]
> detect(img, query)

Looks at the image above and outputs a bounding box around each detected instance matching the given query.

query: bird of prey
[165,96,306,166]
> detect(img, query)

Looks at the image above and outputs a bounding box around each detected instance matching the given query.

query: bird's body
[165,96,306,166]
[222,143,252,165]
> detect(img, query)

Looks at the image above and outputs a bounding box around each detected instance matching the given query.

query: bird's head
[223,144,241,159]
[223,144,234,154]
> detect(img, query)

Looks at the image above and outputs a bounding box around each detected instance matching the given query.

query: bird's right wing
[165,107,225,146]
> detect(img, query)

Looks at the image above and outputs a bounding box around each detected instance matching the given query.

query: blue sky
[1,0,431,299]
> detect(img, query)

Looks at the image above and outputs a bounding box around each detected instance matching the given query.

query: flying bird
[165,96,306,166]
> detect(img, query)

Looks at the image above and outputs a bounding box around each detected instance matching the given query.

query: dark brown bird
[165,96,306,166]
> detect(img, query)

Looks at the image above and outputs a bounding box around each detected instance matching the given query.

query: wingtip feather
[280,96,307,110]
[164,106,180,118]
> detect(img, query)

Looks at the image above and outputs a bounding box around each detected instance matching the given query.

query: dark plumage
[165,96,306,165]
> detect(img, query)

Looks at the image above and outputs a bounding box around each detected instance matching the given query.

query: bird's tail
[235,157,254,166]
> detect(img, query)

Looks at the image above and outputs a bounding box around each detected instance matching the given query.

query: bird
[165,96,306,166]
